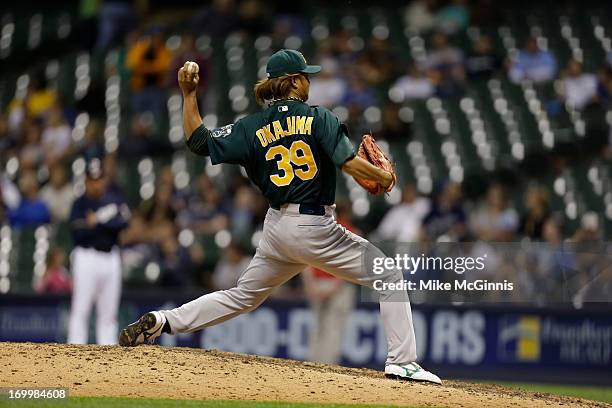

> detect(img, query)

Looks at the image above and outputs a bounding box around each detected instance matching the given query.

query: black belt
[78,245,114,253]
[271,203,326,216]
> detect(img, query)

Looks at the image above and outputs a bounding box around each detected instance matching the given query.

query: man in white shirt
[375,183,430,243]
[561,60,597,110]
[40,164,74,222]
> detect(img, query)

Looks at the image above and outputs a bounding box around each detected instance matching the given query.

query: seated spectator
[26,74,58,120]
[377,103,412,142]
[238,0,270,36]
[375,183,430,243]
[19,120,44,171]
[308,61,346,108]
[509,37,558,84]
[424,32,465,97]
[392,63,435,101]
[191,0,239,39]
[465,36,502,80]
[8,172,51,229]
[404,0,435,34]
[230,185,260,239]
[341,73,378,110]
[126,28,172,115]
[212,242,252,290]
[560,60,598,110]
[598,66,612,107]
[34,248,72,294]
[179,175,229,235]
[0,114,16,159]
[158,235,194,287]
[420,181,467,242]
[96,0,135,51]
[357,38,398,86]
[79,120,105,161]
[434,0,469,35]
[470,184,518,241]
[42,105,73,166]
[40,164,74,222]
[119,114,173,158]
[519,185,551,240]
[139,183,177,243]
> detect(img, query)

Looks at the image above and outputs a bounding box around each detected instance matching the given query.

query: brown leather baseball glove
[353,134,396,195]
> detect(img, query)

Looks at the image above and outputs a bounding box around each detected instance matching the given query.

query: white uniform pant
[68,247,122,345]
[163,205,417,365]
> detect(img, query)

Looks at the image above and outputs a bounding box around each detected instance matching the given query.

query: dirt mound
[1,342,606,407]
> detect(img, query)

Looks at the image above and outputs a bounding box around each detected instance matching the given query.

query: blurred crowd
[0,0,610,302]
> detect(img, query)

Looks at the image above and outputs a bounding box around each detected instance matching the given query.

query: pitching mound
[1,342,606,407]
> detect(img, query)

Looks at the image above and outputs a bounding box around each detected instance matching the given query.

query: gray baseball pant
[162,204,417,365]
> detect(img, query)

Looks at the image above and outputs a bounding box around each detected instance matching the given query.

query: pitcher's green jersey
[187,100,355,208]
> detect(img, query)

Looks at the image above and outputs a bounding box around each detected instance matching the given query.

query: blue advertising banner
[1,294,610,385]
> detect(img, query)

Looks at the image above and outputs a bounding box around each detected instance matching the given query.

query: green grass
[486,382,612,403]
[0,397,420,408]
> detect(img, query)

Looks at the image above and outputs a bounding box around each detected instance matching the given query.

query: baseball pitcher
[119,49,441,384]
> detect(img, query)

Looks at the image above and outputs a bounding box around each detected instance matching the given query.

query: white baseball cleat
[384,362,442,384]
[119,311,167,347]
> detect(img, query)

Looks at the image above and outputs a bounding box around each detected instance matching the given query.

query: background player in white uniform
[68,159,129,345]
[120,50,441,384]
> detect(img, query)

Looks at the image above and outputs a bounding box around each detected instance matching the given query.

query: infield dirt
[1,342,608,407]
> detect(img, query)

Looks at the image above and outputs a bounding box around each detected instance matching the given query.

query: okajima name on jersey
[256,115,314,147]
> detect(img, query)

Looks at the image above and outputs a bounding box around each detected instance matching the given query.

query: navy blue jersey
[70,190,130,252]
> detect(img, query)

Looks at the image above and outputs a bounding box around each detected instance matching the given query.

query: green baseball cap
[266,49,321,79]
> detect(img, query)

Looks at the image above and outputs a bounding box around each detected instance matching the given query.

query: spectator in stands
[40,164,74,222]
[42,105,73,166]
[540,216,576,286]
[509,37,558,84]
[377,103,412,142]
[25,74,58,120]
[391,63,435,101]
[518,185,551,240]
[0,114,15,159]
[598,66,612,107]
[126,28,172,115]
[191,0,239,39]
[424,32,465,97]
[230,185,260,240]
[420,181,467,242]
[96,0,135,51]
[341,72,378,110]
[119,114,172,158]
[212,242,251,290]
[434,0,469,35]
[404,0,436,34]
[470,184,518,241]
[307,59,347,108]
[34,247,72,295]
[79,120,105,161]
[560,60,598,110]
[18,120,44,171]
[180,174,229,235]
[238,0,270,37]
[465,36,502,81]
[376,183,430,243]
[8,171,51,229]
[170,33,210,98]
[140,183,177,244]
[158,235,194,287]
[357,38,398,86]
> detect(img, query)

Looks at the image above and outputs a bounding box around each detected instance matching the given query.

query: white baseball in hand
[184,61,199,74]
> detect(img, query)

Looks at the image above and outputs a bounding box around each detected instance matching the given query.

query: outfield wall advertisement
[1,295,610,385]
